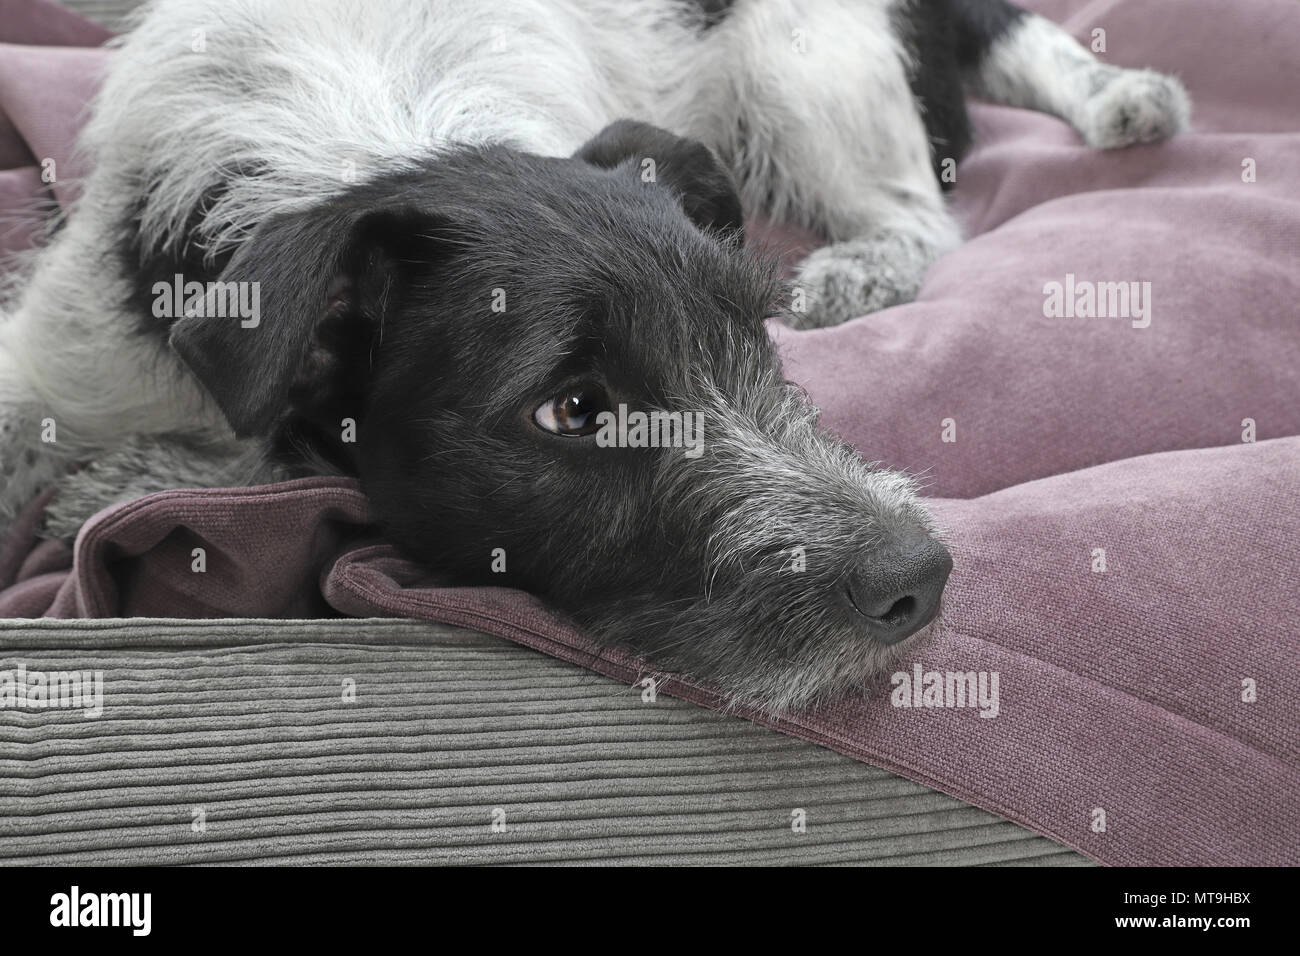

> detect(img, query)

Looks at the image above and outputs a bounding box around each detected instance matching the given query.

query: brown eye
[533,383,611,436]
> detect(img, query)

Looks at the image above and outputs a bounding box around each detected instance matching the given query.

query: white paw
[1080,68,1191,149]
[790,235,934,329]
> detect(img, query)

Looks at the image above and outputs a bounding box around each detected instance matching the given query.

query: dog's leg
[954,0,1191,148]
[686,0,963,329]
[0,212,221,538]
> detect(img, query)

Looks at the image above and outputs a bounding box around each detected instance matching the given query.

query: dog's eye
[533,383,611,436]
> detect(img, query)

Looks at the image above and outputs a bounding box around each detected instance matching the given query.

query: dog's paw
[37,459,134,541]
[37,432,271,541]
[790,235,932,329]
[37,489,89,542]
[1079,68,1191,149]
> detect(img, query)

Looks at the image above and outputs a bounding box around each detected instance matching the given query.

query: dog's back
[89,0,701,265]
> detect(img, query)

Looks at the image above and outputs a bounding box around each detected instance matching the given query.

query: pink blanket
[1,0,1297,865]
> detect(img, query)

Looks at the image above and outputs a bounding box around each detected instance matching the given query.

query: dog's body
[0,0,1188,712]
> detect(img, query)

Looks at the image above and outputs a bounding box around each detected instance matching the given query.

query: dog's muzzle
[843,531,953,645]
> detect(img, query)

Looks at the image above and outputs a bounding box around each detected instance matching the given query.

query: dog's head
[170,120,951,714]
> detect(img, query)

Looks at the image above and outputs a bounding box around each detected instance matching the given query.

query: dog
[0,0,1189,714]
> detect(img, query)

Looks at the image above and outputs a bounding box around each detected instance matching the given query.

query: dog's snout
[844,534,952,645]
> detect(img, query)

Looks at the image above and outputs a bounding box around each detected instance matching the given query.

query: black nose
[844,534,953,644]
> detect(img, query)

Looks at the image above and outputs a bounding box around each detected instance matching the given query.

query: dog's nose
[845,534,952,644]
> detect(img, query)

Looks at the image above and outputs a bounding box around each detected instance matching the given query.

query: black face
[355,143,779,604]
[168,121,951,714]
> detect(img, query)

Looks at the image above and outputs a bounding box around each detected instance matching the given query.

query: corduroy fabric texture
[0,618,1088,865]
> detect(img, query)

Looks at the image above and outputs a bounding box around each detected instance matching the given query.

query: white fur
[973,14,1191,149]
[691,0,965,329]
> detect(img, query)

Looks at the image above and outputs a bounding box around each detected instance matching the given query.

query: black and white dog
[0,0,1188,712]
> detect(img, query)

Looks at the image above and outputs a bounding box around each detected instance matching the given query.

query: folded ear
[574,119,744,238]
[168,202,439,437]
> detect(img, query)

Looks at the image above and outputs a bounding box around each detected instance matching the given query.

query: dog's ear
[574,119,744,238]
[168,202,442,438]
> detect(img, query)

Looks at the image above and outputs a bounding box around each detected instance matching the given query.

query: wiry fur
[0,0,1190,713]
[609,375,940,714]
[970,12,1191,149]
[41,435,274,540]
